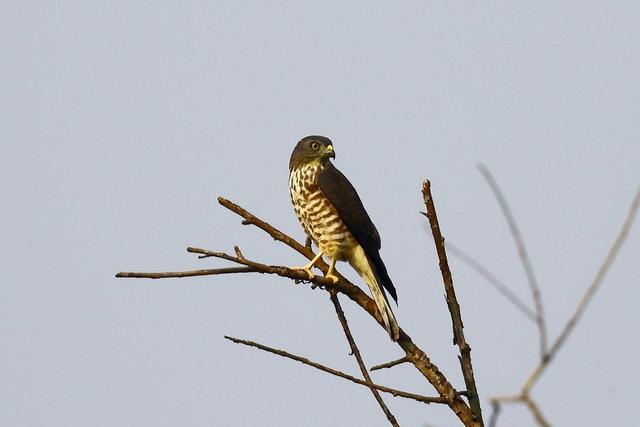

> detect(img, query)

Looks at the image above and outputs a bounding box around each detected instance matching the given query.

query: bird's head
[289,135,335,169]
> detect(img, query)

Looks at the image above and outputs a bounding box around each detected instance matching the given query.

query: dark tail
[367,251,398,304]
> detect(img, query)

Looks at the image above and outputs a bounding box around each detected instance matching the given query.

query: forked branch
[117,194,483,426]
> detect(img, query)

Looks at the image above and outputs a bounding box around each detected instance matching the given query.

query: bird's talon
[326,273,339,284]
[292,266,315,281]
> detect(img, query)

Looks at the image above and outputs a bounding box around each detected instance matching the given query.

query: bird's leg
[292,251,324,280]
[305,237,313,250]
[325,257,339,284]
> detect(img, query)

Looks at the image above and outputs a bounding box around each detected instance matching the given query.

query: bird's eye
[311,142,320,150]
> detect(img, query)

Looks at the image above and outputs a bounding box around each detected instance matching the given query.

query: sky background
[2,1,639,426]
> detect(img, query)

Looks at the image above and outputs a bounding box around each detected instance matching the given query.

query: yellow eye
[311,142,320,150]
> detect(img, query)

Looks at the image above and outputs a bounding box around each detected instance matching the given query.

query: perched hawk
[288,135,400,341]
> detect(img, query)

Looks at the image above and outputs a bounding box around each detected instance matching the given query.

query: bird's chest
[289,165,354,257]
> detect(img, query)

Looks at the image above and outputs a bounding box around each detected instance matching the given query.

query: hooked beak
[325,144,335,159]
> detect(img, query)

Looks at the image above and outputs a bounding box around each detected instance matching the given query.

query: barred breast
[289,163,358,261]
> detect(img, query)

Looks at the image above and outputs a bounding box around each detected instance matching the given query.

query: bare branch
[489,395,550,427]
[370,357,409,372]
[487,401,500,427]
[218,197,319,264]
[490,395,522,404]
[169,246,476,421]
[524,397,551,427]
[223,335,448,405]
[115,267,254,279]
[119,197,481,426]
[488,395,522,427]
[446,242,537,322]
[185,246,344,289]
[330,291,399,426]
[217,197,481,426]
[233,245,245,259]
[422,180,484,425]
[522,186,640,393]
[478,164,548,358]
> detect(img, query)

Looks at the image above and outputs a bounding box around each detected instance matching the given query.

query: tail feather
[367,275,400,341]
[367,251,398,304]
[349,246,400,341]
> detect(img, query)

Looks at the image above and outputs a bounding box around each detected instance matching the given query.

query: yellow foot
[324,257,339,284]
[292,266,315,280]
[325,272,339,283]
[291,251,324,281]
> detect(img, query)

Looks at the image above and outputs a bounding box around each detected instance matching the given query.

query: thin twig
[218,197,321,266]
[330,291,399,426]
[490,395,550,427]
[445,242,537,322]
[370,357,409,372]
[478,164,548,359]
[115,266,254,279]
[234,245,245,259]
[422,181,484,425]
[487,401,500,427]
[524,397,551,427]
[490,395,522,404]
[223,335,448,405]
[185,246,340,288]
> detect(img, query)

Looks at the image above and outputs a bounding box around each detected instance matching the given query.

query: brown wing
[317,162,380,251]
[317,162,397,302]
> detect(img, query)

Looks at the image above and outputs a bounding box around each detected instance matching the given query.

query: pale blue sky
[2,2,639,426]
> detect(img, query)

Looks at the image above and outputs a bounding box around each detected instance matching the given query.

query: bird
[288,135,400,341]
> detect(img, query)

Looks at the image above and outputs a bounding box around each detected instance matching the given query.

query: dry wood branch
[371,357,409,372]
[487,400,501,427]
[118,197,480,426]
[478,164,548,358]
[422,181,484,425]
[490,395,550,427]
[524,398,551,427]
[185,246,347,290]
[116,267,253,279]
[330,291,399,426]
[224,335,448,405]
[218,197,324,266]
[445,242,536,322]
[216,197,480,426]
[186,244,477,423]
